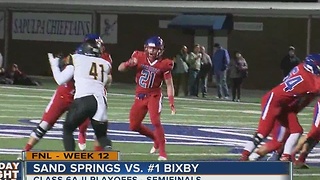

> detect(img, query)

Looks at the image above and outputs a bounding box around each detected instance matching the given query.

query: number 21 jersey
[131,51,173,94]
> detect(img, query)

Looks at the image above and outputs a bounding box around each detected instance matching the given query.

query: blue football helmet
[84,34,100,41]
[303,54,320,75]
[144,36,164,61]
[84,34,104,45]
[75,34,104,54]
[76,39,101,57]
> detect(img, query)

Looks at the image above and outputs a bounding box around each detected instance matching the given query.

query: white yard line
[293,174,320,177]
[0,94,311,118]
[0,94,51,99]
[0,86,315,112]
[0,115,314,128]
[0,86,260,105]
[0,115,41,119]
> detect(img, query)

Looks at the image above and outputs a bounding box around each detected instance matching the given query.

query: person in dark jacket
[229,51,248,102]
[280,46,301,77]
[212,43,230,99]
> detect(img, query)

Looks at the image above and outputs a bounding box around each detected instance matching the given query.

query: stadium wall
[8,13,194,84]
[0,1,319,89]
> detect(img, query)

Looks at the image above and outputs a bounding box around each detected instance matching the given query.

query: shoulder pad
[102,52,113,64]
[107,54,113,64]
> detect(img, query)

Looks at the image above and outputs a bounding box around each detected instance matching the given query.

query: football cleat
[78,143,86,151]
[150,146,158,154]
[280,154,291,161]
[17,154,23,161]
[239,155,249,161]
[158,156,167,161]
[105,145,112,150]
[267,151,281,161]
[248,152,261,161]
[150,139,167,154]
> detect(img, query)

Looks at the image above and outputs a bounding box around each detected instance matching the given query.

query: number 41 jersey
[131,51,173,95]
[71,54,112,99]
[273,63,320,103]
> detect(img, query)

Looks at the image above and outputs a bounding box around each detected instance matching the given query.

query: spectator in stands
[5,64,41,86]
[187,44,202,97]
[173,45,189,97]
[0,68,13,84]
[229,51,248,102]
[212,43,230,99]
[197,46,212,98]
[0,53,12,84]
[280,46,301,77]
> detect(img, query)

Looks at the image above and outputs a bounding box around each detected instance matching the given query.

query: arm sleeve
[51,65,74,85]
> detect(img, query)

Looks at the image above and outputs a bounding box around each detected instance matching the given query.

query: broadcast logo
[0,161,21,180]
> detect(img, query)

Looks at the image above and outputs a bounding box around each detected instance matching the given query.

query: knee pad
[30,121,51,140]
[252,132,264,146]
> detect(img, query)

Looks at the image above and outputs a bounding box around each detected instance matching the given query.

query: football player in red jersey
[248,94,316,161]
[290,100,320,168]
[20,54,82,154]
[240,54,320,161]
[118,36,176,160]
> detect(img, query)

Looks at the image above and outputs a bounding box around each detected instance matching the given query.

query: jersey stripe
[314,101,320,127]
[261,92,274,120]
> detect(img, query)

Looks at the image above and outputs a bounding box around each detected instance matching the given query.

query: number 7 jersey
[131,51,174,94]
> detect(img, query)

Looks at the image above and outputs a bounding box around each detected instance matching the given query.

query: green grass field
[0,77,319,180]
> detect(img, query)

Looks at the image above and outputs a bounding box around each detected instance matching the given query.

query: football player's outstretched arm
[48,53,74,85]
[118,57,137,72]
[164,71,176,115]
